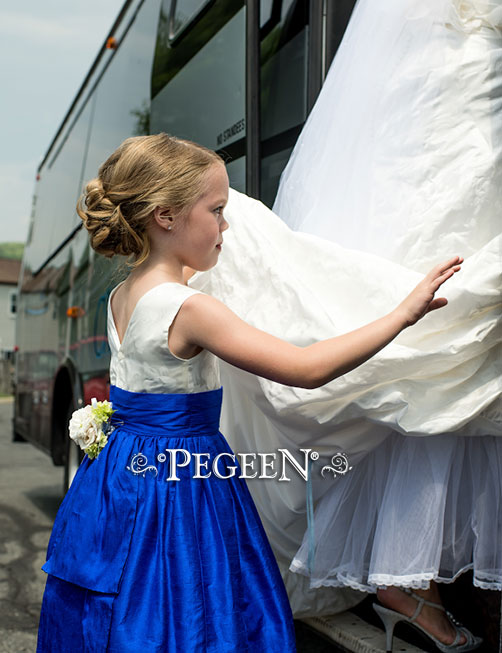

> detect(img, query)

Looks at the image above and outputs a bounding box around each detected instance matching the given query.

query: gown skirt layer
[37,385,296,652]
[290,431,502,592]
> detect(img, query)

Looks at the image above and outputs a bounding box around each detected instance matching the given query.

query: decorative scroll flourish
[320,452,352,479]
[126,452,158,477]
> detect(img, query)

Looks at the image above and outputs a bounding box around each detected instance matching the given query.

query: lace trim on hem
[474,579,502,591]
[289,561,379,593]
[474,571,502,591]
[289,560,502,592]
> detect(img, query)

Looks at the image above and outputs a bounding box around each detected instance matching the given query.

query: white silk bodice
[107,281,221,394]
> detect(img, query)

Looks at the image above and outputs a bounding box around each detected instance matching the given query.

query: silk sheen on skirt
[37,385,296,652]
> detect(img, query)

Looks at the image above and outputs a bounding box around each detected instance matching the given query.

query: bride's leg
[376,582,467,646]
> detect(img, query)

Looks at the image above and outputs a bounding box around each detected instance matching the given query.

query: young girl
[36,133,462,652]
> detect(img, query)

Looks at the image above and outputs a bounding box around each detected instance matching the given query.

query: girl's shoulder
[111,280,202,315]
[109,280,203,349]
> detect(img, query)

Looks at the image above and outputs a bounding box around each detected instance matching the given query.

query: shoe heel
[373,603,403,653]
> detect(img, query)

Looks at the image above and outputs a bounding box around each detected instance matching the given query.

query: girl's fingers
[432,268,454,289]
[438,256,463,274]
[430,256,463,279]
[432,260,462,287]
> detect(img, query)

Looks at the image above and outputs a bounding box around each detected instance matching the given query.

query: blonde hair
[77,133,223,267]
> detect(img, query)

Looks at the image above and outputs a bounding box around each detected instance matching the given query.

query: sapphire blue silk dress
[36,281,296,652]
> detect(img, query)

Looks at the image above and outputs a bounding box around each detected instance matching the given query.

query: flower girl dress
[36,282,296,652]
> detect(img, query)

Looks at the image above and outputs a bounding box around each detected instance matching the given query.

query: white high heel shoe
[373,589,483,653]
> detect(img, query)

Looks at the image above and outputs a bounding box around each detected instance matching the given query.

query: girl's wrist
[388,307,410,332]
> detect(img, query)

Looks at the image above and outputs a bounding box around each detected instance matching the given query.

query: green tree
[0,242,24,260]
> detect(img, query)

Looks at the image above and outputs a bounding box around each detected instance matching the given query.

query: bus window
[26,99,94,274]
[168,0,214,41]
[82,0,162,181]
[151,1,246,192]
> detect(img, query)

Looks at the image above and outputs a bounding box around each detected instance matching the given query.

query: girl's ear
[152,206,174,230]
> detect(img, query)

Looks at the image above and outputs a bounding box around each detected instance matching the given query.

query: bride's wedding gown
[190,0,501,615]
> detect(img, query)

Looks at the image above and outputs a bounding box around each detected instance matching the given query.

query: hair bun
[84,178,113,211]
[77,178,143,259]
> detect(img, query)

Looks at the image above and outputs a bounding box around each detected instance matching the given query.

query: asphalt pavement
[0,398,63,652]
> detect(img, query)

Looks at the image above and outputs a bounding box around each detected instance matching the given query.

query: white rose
[69,405,100,450]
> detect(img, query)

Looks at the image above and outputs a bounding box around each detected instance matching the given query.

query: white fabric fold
[189,188,501,606]
[190,0,502,611]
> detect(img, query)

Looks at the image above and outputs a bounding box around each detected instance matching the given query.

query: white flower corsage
[68,398,115,459]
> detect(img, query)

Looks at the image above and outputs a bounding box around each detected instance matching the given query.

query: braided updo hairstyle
[77,133,223,267]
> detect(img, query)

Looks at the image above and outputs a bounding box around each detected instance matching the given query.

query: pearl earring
[167,225,172,231]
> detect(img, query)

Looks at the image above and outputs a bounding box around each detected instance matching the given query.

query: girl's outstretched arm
[174,256,463,390]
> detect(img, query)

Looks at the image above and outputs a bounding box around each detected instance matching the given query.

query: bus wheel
[12,430,26,442]
[63,403,83,493]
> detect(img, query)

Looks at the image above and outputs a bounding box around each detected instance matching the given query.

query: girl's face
[176,164,229,271]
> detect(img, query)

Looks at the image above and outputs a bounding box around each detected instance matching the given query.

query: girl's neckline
[108,280,188,349]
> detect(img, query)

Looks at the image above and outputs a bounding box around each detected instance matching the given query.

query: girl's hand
[394,255,463,327]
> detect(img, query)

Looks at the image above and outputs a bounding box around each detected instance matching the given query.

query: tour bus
[14,0,356,491]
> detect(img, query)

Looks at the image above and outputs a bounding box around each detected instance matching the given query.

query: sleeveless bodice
[107,281,221,394]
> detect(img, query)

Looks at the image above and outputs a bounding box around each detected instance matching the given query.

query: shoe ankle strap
[403,588,446,621]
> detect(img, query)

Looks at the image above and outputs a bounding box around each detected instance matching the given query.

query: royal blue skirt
[37,385,296,652]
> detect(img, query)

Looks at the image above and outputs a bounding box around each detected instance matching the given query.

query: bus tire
[12,429,26,442]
